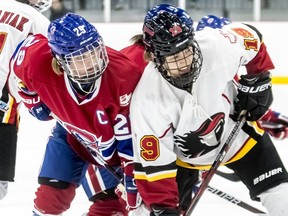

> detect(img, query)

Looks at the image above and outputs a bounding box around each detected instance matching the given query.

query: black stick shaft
[184,115,246,216]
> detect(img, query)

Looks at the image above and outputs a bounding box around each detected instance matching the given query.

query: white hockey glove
[150,205,182,216]
[129,204,150,216]
[0,181,8,200]
[129,204,184,216]
[114,161,142,210]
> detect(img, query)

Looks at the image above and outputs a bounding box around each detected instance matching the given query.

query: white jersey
[0,0,50,123]
[131,23,271,181]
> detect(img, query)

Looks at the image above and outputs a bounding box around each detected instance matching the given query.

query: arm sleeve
[221,23,275,76]
[245,42,275,74]
[239,23,275,74]
[136,177,179,210]
[130,93,179,209]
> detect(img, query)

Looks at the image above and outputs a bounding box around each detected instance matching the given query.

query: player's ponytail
[51,58,63,76]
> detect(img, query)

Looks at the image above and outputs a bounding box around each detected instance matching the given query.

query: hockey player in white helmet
[0,0,50,200]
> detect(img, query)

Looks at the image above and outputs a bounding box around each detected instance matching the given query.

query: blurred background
[43,0,288,23]
[1,1,288,215]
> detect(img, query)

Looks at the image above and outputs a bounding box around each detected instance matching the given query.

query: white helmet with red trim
[17,0,52,12]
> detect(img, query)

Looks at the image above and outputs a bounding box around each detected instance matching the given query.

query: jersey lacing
[191,91,212,121]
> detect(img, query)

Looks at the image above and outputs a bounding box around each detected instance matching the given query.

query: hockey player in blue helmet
[47,13,109,94]
[13,12,142,215]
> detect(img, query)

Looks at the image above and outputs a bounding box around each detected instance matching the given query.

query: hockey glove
[17,81,52,121]
[150,205,182,216]
[115,161,142,210]
[234,71,273,121]
[129,204,150,216]
[259,109,288,140]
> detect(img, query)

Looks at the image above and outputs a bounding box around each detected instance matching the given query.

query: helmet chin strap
[70,78,96,95]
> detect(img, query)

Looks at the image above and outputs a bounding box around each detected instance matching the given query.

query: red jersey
[13,34,142,166]
[120,43,147,73]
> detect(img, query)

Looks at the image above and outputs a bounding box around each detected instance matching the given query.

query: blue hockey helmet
[48,13,108,93]
[142,4,203,91]
[196,15,232,31]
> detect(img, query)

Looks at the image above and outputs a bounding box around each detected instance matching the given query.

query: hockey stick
[184,113,246,216]
[216,170,240,182]
[216,119,288,183]
[215,121,288,183]
[50,113,123,182]
[259,121,286,129]
[207,185,269,215]
[86,141,264,215]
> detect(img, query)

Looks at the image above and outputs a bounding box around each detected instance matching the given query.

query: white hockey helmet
[27,0,52,12]
[16,0,52,12]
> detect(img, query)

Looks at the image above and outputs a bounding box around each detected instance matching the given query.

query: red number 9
[140,135,160,161]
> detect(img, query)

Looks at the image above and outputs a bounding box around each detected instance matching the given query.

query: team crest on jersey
[71,129,102,150]
[53,114,105,151]
[174,112,225,158]
[119,93,132,106]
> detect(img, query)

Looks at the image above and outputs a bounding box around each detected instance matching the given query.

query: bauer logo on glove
[17,80,52,121]
[238,81,271,93]
[234,71,273,121]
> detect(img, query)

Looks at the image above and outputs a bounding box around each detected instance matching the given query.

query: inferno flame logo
[175,113,225,158]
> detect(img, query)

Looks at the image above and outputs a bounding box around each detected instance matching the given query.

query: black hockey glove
[234,71,273,121]
[150,205,181,216]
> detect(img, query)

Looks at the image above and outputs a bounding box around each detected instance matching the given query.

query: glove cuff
[150,205,181,216]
